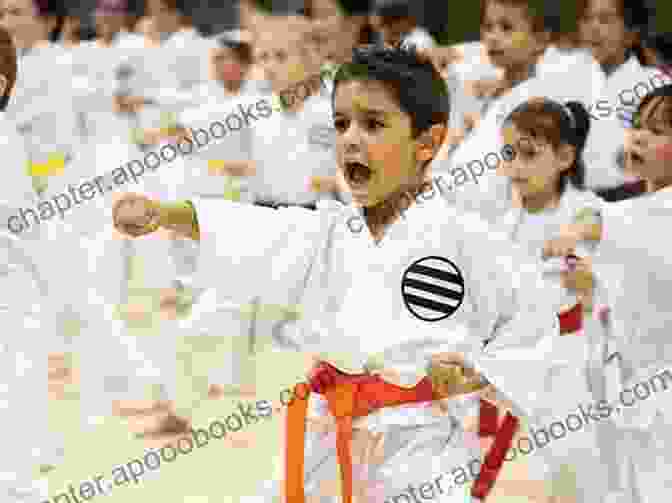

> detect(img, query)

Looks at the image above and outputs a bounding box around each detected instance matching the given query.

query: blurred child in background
[369,0,435,49]
[0,0,83,196]
[577,0,667,200]
[248,14,340,208]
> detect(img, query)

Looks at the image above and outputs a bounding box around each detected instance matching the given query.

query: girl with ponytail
[493,97,615,503]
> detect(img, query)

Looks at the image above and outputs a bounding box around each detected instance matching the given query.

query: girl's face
[624,96,672,187]
[0,0,51,48]
[333,79,433,207]
[498,124,574,199]
[481,1,543,70]
[209,47,246,86]
[579,0,632,66]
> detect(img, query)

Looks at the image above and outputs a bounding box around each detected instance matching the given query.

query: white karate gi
[184,193,568,502]
[176,83,262,201]
[582,55,672,191]
[8,43,85,192]
[442,41,500,133]
[592,188,672,502]
[249,93,338,206]
[495,184,614,501]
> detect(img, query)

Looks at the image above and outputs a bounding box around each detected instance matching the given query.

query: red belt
[285,373,518,502]
[558,302,583,335]
[472,399,520,500]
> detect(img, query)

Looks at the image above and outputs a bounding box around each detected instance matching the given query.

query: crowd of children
[1,0,672,501]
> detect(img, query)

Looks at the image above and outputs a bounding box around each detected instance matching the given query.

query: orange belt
[285,375,434,503]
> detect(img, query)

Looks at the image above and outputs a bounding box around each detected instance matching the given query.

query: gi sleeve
[457,215,562,420]
[592,199,672,430]
[183,199,330,350]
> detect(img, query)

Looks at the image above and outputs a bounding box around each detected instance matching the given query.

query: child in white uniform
[0,0,83,196]
[176,30,258,202]
[496,97,614,502]
[576,0,671,196]
[112,45,573,503]
[249,16,340,208]
[591,84,672,503]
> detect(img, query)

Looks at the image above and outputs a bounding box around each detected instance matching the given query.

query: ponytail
[560,101,590,192]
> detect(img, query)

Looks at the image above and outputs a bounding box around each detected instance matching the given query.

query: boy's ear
[0,75,7,99]
[416,124,447,163]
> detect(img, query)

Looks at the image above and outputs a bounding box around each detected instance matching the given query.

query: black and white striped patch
[401,256,464,322]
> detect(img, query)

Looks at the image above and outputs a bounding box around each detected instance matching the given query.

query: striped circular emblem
[401,256,465,322]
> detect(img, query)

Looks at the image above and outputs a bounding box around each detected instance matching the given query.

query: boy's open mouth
[344,161,373,189]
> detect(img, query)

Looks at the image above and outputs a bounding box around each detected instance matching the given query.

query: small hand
[561,255,594,299]
[112,193,162,238]
[309,175,339,193]
[542,226,580,259]
[429,352,487,398]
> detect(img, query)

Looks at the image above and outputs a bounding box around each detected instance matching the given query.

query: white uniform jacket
[188,193,565,419]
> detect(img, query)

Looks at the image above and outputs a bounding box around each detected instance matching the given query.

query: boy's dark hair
[331,44,450,138]
[0,27,17,111]
[503,98,591,194]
